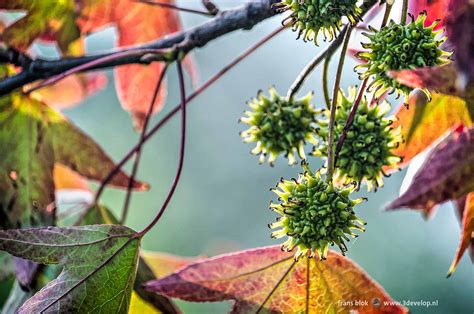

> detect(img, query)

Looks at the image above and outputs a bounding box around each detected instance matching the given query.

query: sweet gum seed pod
[240,87,319,166]
[313,87,402,191]
[273,0,361,45]
[270,161,365,260]
[355,12,451,103]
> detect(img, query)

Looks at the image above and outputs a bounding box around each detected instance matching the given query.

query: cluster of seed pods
[240,88,318,165]
[269,162,366,260]
[274,0,361,44]
[313,87,402,191]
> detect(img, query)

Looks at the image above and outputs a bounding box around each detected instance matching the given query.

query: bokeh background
[40,1,474,312]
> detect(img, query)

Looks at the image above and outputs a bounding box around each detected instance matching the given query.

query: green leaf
[78,205,180,313]
[0,225,140,313]
[0,66,148,229]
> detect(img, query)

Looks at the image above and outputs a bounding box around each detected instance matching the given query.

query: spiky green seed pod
[356,12,451,103]
[240,88,318,165]
[270,162,365,260]
[274,0,361,44]
[313,87,402,191]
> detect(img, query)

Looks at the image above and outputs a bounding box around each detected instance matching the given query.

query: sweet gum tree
[0,0,472,313]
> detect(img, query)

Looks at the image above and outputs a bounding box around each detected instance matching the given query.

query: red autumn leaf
[387,126,474,212]
[391,91,473,168]
[76,0,193,128]
[448,193,474,276]
[409,0,449,28]
[145,245,407,314]
[388,64,461,97]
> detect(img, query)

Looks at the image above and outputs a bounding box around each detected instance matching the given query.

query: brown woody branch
[0,0,280,95]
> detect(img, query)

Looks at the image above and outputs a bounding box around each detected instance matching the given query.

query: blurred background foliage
[26,1,474,312]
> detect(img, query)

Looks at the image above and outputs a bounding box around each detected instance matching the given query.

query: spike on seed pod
[313,87,402,191]
[355,12,451,103]
[273,0,362,45]
[240,87,318,165]
[269,163,365,260]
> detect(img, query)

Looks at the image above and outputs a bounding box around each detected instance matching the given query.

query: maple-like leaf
[388,64,461,97]
[0,65,148,229]
[448,193,474,276]
[145,245,407,314]
[0,225,140,313]
[79,205,181,314]
[391,91,473,168]
[387,126,474,212]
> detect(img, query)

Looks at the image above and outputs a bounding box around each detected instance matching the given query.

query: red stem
[120,64,169,224]
[138,61,187,237]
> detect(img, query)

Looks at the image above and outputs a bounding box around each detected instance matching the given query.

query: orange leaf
[448,193,474,276]
[77,0,194,129]
[391,91,473,168]
[145,246,407,314]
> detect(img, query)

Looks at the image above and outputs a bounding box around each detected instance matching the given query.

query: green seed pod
[269,162,365,260]
[356,12,451,103]
[313,87,402,191]
[240,88,319,165]
[274,0,361,44]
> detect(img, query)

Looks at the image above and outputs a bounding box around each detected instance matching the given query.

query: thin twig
[138,0,215,16]
[0,0,280,95]
[137,61,187,236]
[120,64,169,225]
[326,27,353,182]
[322,52,332,109]
[94,25,285,203]
[334,78,368,165]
